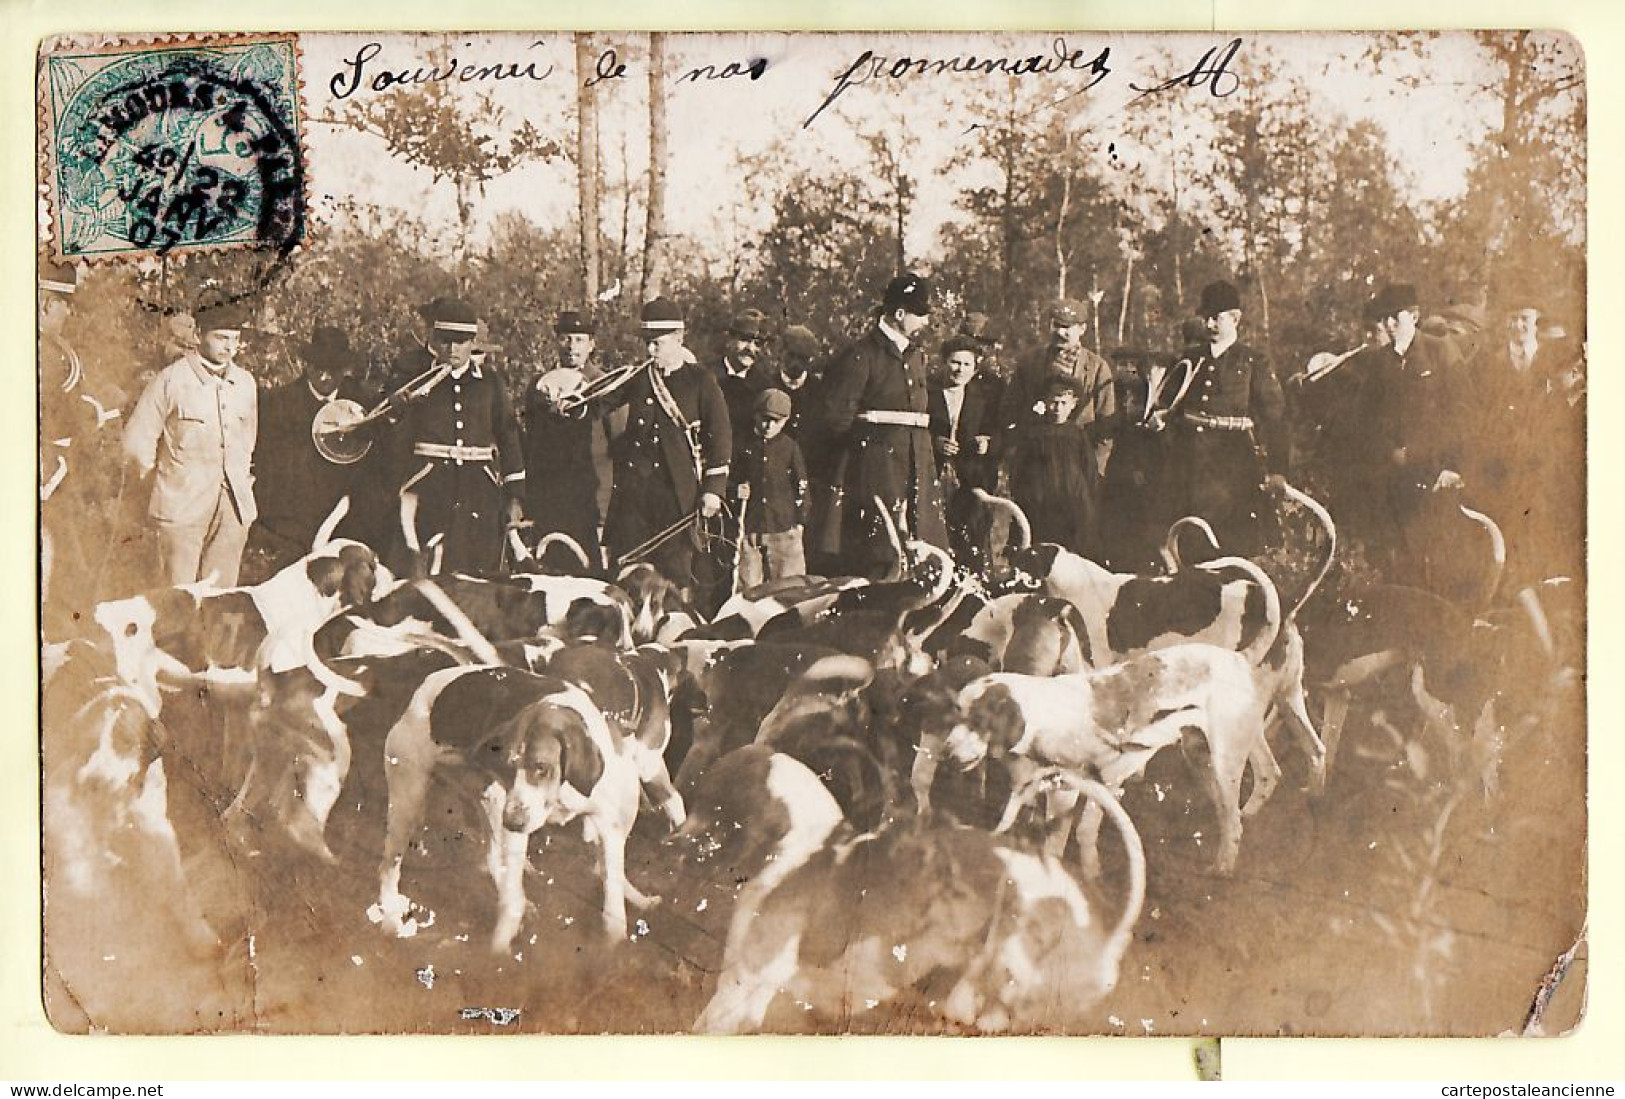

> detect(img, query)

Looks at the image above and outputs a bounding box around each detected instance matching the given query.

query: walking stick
[732,485,751,596]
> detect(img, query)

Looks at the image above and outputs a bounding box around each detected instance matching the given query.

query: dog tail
[997,768,1146,986]
[874,495,906,582]
[971,487,1033,549]
[1159,515,1220,573]
[1200,555,1282,667]
[312,496,351,553]
[1458,504,1507,613]
[1277,481,1338,618]
[537,531,593,572]
[905,540,956,609]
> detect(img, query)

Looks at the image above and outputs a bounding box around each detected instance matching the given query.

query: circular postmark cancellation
[42,34,308,263]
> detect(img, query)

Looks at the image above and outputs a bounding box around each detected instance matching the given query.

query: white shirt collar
[877,316,910,354]
[1208,333,1237,359]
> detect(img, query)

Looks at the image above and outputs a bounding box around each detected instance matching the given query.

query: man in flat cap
[811,272,948,577]
[1146,279,1288,555]
[252,325,369,566]
[388,297,525,575]
[524,309,606,567]
[123,300,260,586]
[599,298,731,597]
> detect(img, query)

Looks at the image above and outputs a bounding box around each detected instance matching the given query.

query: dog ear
[306,555,346,600]
[552,705,605,795]
[339,545,381,607]
[965,683,1024,760]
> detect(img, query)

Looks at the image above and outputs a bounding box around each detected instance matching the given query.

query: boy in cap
[389,296,525,575]
[1146,279,1288,555]
[736,387,809,588]
[253,325,368,564]
[1008,374,1103,556]
[599,297,731,599]
[123,300,260,586]
[811,271,948,577]
[524,309,605,567]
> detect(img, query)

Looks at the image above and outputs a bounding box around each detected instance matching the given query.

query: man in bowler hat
[811,272,948,577]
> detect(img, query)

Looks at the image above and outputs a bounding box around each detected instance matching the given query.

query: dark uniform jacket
[523,366,602,557]
[255,376,368,553]
[391,360,525,575]
[927,373,1004,493]
[812,325,948,570]
[1153,339,1287,550]
[740,432,808,536]
[602,362,731,559]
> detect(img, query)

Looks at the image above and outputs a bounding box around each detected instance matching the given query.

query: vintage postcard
[35,28,1585,1040]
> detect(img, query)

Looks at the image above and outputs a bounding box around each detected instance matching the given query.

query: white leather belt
[1181,411,1254,432]
[414,442,497,461]
[857,410,929,428]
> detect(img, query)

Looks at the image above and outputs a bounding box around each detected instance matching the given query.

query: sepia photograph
[35,27,1586,1041]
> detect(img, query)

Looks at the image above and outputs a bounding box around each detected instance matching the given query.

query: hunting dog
[930,642,1303,876]
[369,666,653,951]
[694,765,1144,1034]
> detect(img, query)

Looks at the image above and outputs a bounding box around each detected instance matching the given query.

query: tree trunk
[575,33,602,303]
[1117,249,1134,345]
[641,33,670,302]
[617,128,633,294]
[1055,129,1074,299]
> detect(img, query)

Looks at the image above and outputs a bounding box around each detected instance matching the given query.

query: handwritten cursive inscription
[1129,38,1243,99]
[585,47,628,87]
[804,39,1112,128]
[680,57,770,84]
[330,40,556,100]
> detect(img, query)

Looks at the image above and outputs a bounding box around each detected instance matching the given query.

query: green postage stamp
[40,33,307,261]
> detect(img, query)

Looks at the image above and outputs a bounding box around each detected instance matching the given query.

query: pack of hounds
[42,479,1569,1034]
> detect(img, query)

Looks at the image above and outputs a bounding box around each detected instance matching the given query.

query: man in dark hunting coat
[601,297,732,596]
[524,309,605,566]
[812,272,948,577]
[713,308,772,467]
[389,297,526,575]
[1147,279,1288,555]
[255,326,369,565]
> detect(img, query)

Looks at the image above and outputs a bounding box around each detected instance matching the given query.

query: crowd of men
[39,260,1584,628]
